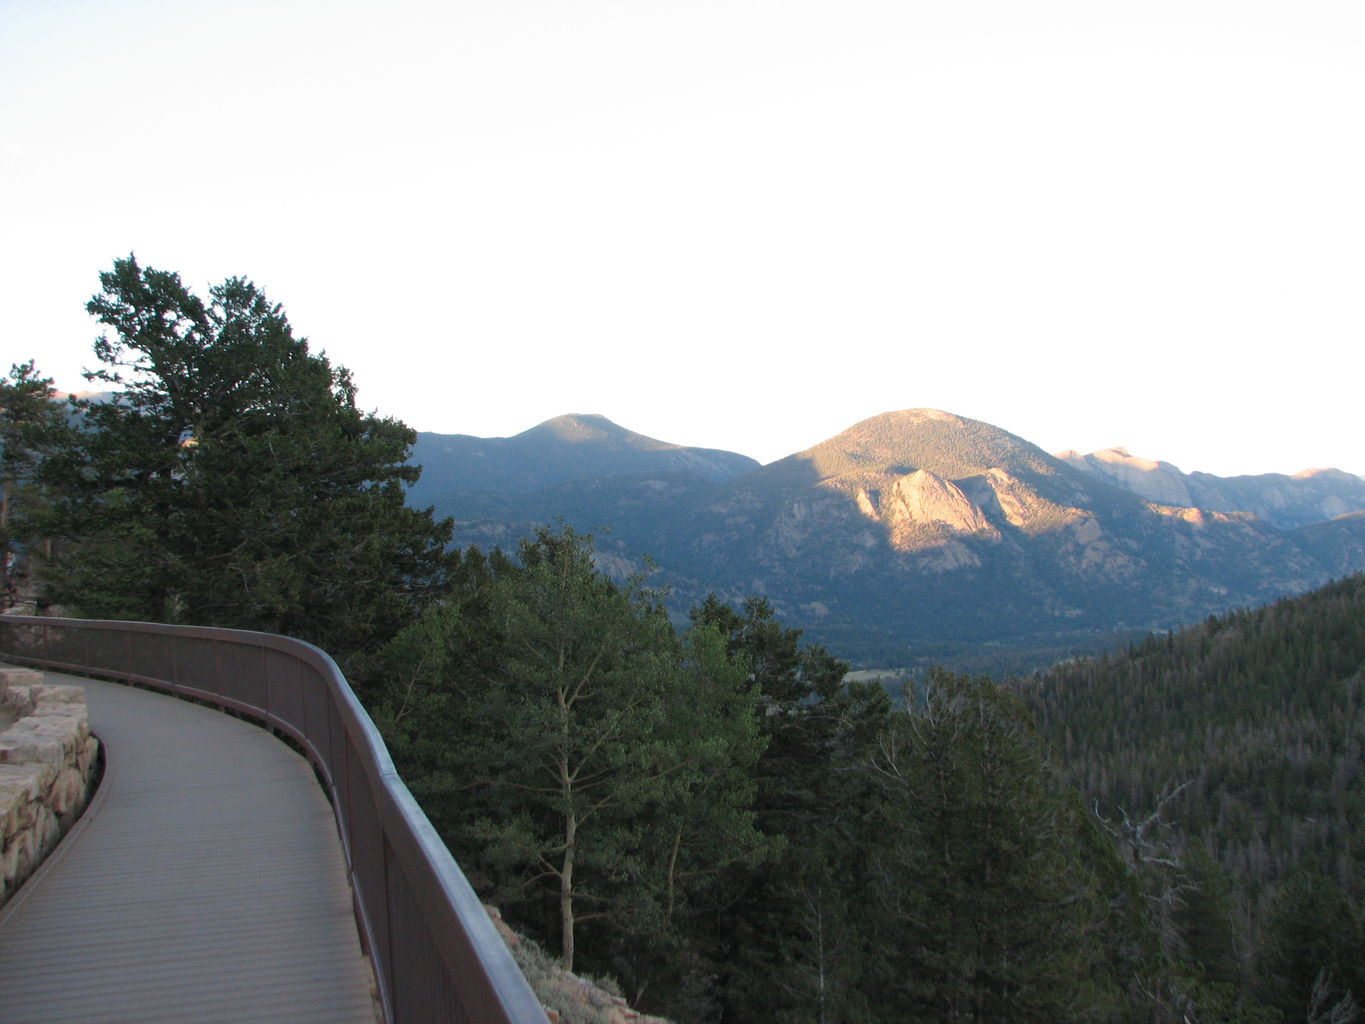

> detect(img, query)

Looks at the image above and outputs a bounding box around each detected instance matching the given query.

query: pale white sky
[2,0,1361,476]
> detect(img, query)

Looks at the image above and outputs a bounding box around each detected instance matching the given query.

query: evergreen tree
[33,255,453,660]
[864,669,1119,1022]
[1175,845,1243,990]
[690,594,892,1023]
[1259,864,1363,1022]
[0,360,72,590]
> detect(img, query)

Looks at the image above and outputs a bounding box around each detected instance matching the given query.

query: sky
[2,0,1362,476]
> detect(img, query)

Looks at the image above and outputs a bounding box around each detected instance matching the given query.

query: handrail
[0,615,548,1024]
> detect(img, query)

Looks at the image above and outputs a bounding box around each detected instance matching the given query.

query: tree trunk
[561,809,577,973]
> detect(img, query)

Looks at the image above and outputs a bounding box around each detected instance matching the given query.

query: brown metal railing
[0,615,548,1024]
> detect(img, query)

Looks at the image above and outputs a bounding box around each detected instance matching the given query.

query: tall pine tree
[865,669,1124,1022]
[34,256,453,661]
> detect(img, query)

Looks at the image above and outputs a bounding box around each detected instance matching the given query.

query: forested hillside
[1021,573,1365,1022]
[369,529,1185,1022]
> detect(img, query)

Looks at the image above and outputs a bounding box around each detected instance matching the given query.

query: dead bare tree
[1096,779,1196,962]
[1307,969,1360,1024]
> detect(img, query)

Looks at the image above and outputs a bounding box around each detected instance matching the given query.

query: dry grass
[484,906,672,1024]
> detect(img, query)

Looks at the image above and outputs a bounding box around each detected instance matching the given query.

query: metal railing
[0,614,548,1024]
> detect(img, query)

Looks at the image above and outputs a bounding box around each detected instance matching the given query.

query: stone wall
[0,668,100,909]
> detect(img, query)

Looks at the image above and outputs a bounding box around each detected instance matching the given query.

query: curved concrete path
[0,672,379,1023]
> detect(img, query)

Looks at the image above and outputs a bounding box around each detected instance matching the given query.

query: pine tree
[689,594,891,1023]
[0,361,72,591]
[33,255,453,660]
[1259,865,1363,1022]
[865,669,1119,1022]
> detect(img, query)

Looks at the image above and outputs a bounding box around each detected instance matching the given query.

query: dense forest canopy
[4,259,1361,1022]
[1020,573,1365,1023]
[369,542,1172,1021]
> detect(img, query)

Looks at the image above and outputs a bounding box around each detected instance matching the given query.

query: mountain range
[1055,446,1365,530]
[407,410,1365,669]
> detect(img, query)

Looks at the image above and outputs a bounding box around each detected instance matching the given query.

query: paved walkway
[0,672,379,1024]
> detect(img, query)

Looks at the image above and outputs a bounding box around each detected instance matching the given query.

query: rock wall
[0,668,100,909]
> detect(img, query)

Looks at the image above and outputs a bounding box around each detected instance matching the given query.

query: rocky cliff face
[860,470,1000,543]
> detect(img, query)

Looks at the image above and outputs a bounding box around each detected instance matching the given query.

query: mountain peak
[798,408,1059,483]
[521,413,639,446]
[409,415,760,498]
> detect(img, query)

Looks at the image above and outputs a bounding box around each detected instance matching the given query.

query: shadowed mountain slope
[407,414,759,503]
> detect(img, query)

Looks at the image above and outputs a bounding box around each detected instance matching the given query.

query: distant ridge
[407,413,759,501]
[1057,446,1365,530]
[405,408,1365,668]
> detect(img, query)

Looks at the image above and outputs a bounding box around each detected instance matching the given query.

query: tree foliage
[32,255,453,660]
[0,360,72,580]
[859,670,1134,1022]
[676,605,1151,1022]
[373,544,1174,1021]
[374,527,768,993]
[686,595,891,1022]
